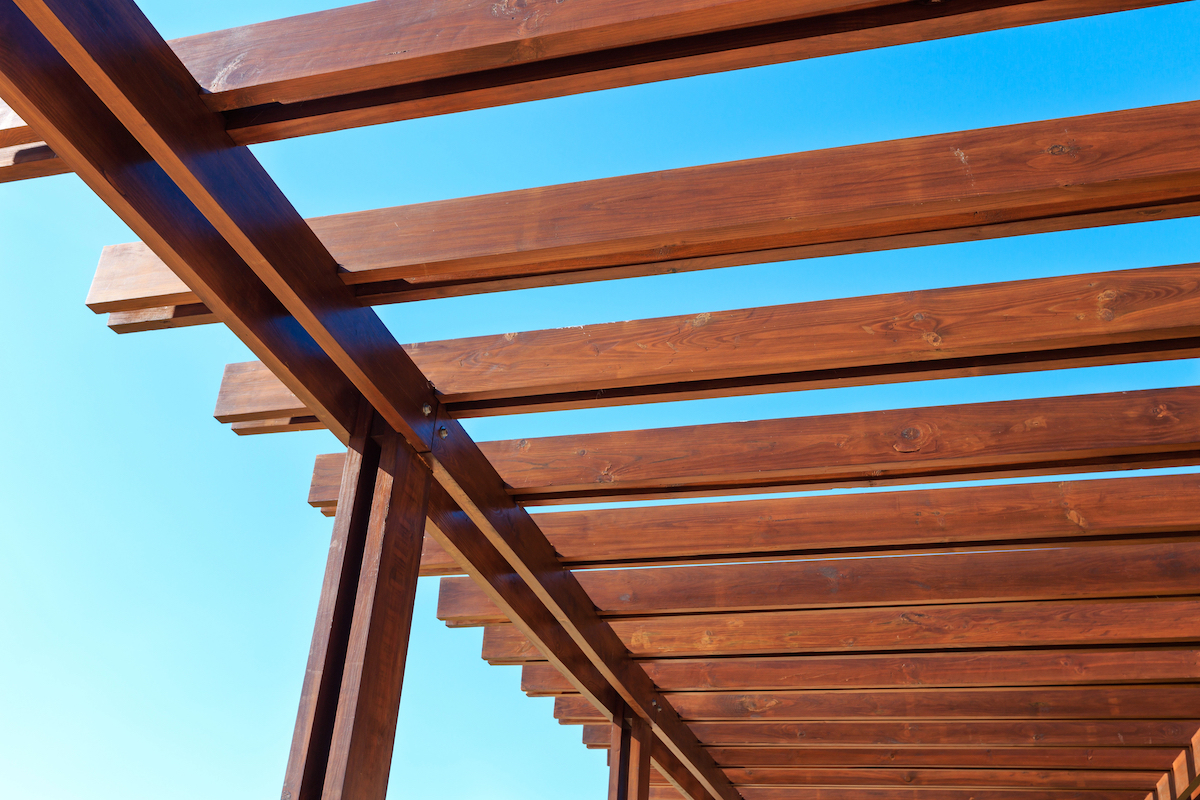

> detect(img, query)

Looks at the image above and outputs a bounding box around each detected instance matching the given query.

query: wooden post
[282,404,431,800]
[609,705,652,800]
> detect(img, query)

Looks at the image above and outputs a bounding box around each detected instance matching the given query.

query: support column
[609,705,652,800]
[282,404,431,800]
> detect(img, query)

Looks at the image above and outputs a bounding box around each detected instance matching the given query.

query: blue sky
[1,2,1199,798]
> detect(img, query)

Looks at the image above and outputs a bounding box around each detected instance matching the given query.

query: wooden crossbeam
[88,101,1200,317]
[316,473,1200,578]
[4,3,736,796]
[553,686,1200,723]
[438,539,1200,624]
[481,597,1200,661]
[642,769,1163,790]
[522,648,1200,695]
[6,0,1183,183]
[208,263,1200,421]
[651,791,1151,800]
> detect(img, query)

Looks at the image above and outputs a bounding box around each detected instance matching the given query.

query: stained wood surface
[523,649,1200,694]
[644,768,1163,790]
[89,101,1200,315]
[438,539,1200,624]
[207,263,1200,420]
[554,686,1200,723]
[0,141,67,182]
[650,790,1150,800]
[11,0,1180,183]
[479,386,1200,502]
[481,597,1200,661]
[314,473,1200,578]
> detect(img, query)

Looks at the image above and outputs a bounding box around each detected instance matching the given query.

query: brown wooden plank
[611,712,654,800]
[555,686,1200,723]
[214,361,311,423]
[439,539,1200,625]
[209,263,1200,419]
[9,4,733,797]
[90,101,1200,315]
[655,790,1153,800]
[319,431,430,800]
[231,416,324,436]
[0,141,67,182]
[481,598,1200,661]
[645,768,1161,790]
[524,649,1200,695]
[316,472,1200,570]
[10,0,1181,184]
[105,303,216,333]
[485,386,1200,503]
[678,720,1200,748]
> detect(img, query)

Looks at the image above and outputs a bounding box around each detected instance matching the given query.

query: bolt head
[422,403,433,416]
[438,426,449,439]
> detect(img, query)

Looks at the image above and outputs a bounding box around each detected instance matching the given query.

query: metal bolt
[438,426,449,439]
[422,403,433,416]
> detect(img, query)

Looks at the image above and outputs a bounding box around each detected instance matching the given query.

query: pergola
[4,1,1200,799]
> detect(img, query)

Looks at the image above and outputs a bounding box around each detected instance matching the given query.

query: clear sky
[2,2,1199,799]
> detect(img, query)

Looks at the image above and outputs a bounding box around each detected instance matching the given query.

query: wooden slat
[644,768,1162,790]
[438,539,1200,625]
[10,0,1184,183]
[554,686,1200,723]
[657,720,1200,748]
[481,597,1200,661]
[650,790,1151,800]
[523,649,1200,695]
[0,141,68,182]
[317,473,1200,577]
[105,303,216,333]
[9,3,735,797]
[90,101,1200,315]
[489,386,1200,503]
[212,264,1200,419]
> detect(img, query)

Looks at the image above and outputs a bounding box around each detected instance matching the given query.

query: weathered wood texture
[208,263,1200,420]
[314,471,1200,576]
[10,0,1181,182]
[439,539,1200,624]
[481,597,1200,661]
[89,102,1200,315]
[523,649,1200,695]
[554,686,1200,723]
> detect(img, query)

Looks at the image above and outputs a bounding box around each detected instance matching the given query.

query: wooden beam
[523,649,1200,695]
[8,0,1184,182]
[0,141,67,182]
[643,768,1162,790]
[88,101,1200,315]
[650,790,1151,800]
[481,597,1200,661]
[554,686,1200,723]
[6,3,735,797]
[647,720,1200,748]
[438,539,1200,625]
[611,711,653,800]
[473,387,1200,503]
[316,473,1200,578]
[210,264,1200,420]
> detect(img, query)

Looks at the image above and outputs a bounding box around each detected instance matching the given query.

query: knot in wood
[893,423,933,452]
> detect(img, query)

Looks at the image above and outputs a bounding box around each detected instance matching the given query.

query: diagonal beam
[4,2,737,796]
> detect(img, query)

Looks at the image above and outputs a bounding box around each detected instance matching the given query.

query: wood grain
[481,597,1200,661]
[89,102,1200,314]
[651,789,1150,800]
[523,649,1200,694]
[644,768,1162,790]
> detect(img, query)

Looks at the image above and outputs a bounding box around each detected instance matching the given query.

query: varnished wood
[523,649,1200,695]
[89,102,1200,315]
[611,710,654,800]
[650,789,1151,800]
[438,539,1200,625]
[210,264,1200,420]
[10,0,1182,182]
[553,686,1200,723]
[644,768,1162,790]
[481,597,1200,661]
[0,141,67,182]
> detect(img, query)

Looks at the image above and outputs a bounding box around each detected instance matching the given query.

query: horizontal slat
[91,102,1200,314]
[18,0,1184,183]
[649,719,1200,747]
[554,686,1200,722]
[438,539,1200,625]
[317,473,1200,575]
[105,303,216,333]
[0,142,68,182]
[480,386,1200,503]
[209,263,1200,419]
[523,649,1200,695]
[480,597,1200,661]
[645,768,1161,790]
[694,745,1181,771]
[648,790,1150,800]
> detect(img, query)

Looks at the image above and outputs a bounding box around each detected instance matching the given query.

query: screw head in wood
[422,403,433,416]
[438,426,449,439]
